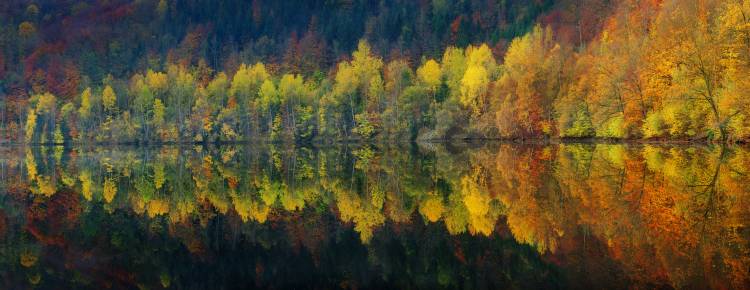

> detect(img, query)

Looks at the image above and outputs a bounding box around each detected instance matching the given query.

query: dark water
[0,143,748,289]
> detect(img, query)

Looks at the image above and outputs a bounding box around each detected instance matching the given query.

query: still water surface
[0,143,748,289]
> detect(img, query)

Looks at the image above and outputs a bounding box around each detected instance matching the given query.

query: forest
[1,0,749,143]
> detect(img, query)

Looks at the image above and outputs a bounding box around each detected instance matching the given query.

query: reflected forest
[2,0,750,289]
[1,144,749,288]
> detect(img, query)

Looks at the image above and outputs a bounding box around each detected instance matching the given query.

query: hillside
[2,0,749,143]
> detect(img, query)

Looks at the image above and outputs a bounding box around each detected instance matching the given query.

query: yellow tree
[417,59,443,130]
[717,0,750,140]
[644,0,740,141]
[229,63,269,137]
[24,109,37,143]
[495,26,562,137]
[277,73,305,139]
[230,63,269,105]
[441,46,467,100]
[350,41,384,107]
[460,65,489,117]
[459,44,496,119]
[102,85,117,113]
[153,98,166,140]
[437,44,498,136]
[333,40,383,137]
[555,55,595,137]
[100,85,117,141]
[78,87,93,120]
[575,7,652,138]
[146,70,168,96]
[417,59,442,90]
[32,92,57,144]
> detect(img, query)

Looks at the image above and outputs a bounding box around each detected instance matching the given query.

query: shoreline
[0,137,745,147]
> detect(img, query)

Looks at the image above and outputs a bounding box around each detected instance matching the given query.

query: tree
[460,65,489,117]
[417,59,442,90]
[34,92,57,144]
[157,0,168,17]
[641,0,742,141]
[381,59,413,138]
[277,73,305,139]
[230,63,270,138]
[191,88,212,141]
[206,72,230,115]
[24,109,37,143]
[18,22,36,38]
[131,75,155,141]
[441,46,467,100]
[78,88,93,120]
[716,0,750,140]
[332,40,384,136]
[146,70,168,96]
[102,85,117,113]
[167,65,195,140]
[495,26,562,137]
[334,62,358,135]
[153,98,166,134]
[258,79,279,138]
[418,59,443,130]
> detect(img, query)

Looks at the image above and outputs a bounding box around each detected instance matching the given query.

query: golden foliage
[103,177,117,203]
[20,250,38,267]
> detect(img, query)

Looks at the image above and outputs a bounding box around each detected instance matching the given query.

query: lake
[0,143,748,289]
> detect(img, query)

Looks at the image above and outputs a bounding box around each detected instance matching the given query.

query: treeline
[4,0,750,143]
[0,0,564,92]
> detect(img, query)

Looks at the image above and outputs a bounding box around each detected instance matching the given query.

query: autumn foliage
[2,0,748,144]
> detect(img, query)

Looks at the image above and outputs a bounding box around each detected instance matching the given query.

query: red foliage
[67,114,80,140]
[0,53,5,79]
[23,42,66,82]
[25,189,82,246]
[539,0,612,46]
[283,31,301,74]
[450,16,463,43]
[29,68,47,94]
[110,3,135,19]
[2,95,29,135]
[227,96,238,110]
[177,26,208,67]
[227,176,239,190]
[46,58,81,100]
[0,210,6,238]
[452,239,467,264]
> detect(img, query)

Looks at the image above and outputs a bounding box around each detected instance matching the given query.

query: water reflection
[0,143,748,289]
